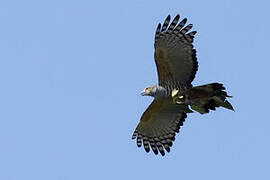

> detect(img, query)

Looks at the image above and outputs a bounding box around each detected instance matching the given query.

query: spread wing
[132,99,187,156]
[154,14,198,88]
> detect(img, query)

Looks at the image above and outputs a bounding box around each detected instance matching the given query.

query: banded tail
[172,83,234,114]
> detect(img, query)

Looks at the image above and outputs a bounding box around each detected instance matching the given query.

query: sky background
[0,0,269,179]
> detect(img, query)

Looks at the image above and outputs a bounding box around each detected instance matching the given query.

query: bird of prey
[132,14,234,156]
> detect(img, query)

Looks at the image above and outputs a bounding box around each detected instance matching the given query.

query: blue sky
[0,0,269,179]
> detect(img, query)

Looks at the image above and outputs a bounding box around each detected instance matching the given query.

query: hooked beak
[141,90,147,96]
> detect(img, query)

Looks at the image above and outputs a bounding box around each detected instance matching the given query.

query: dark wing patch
[132,99,187,156]
[154,14,198,88]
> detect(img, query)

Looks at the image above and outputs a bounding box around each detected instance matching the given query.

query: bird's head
[141,86,157,97]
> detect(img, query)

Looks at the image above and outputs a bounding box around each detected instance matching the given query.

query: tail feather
[191,83,234,114]
[172,83,234,114]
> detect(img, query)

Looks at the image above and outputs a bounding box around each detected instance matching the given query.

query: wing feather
[180,24,193,34]
[174,18,187,32]
[168,14,180,32]
[154,14,198,88]
[161,15,171,32]
[132,99,187,156]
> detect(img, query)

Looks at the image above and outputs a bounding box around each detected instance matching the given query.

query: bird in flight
[132,14,234,156]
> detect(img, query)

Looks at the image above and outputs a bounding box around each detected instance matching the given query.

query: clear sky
[0,0,269,179]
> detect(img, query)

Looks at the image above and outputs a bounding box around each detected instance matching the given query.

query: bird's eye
[146,87,151,91]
